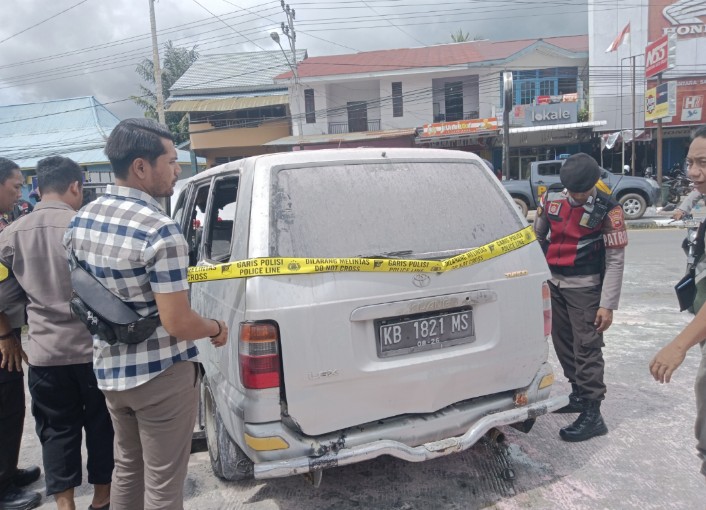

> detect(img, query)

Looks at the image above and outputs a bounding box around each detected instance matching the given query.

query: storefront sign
[645,81,677,121]
[420,118,498,138]
[527,103,578,125]
[647,76,706,126]
[645,34,677,78]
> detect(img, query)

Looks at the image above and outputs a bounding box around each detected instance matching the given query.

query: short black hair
[0,157,20,185]
[36,156,83,194]
[104,118,175,179]
[693,125,706,141]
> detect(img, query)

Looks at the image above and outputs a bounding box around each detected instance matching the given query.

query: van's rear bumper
[252,394,567,479]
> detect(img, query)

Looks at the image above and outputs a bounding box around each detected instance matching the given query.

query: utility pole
[272,1,303,148]
[149,0,166,125]
[631,55,636,176]
[502,72,513,180]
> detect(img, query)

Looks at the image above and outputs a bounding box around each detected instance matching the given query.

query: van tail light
[542,281,552,337]
[239,322,281,389]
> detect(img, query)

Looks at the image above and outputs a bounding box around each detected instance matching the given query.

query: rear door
[248,155,551,435]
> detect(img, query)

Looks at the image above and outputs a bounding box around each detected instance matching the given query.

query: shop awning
[509,120,607,134]
[166,94,289,112]
[265,128,416,146]
[601,129,652,149]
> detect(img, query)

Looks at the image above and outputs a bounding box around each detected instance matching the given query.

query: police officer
[534,153,628,442]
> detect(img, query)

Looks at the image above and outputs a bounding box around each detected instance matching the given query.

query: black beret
[560,153,601,192]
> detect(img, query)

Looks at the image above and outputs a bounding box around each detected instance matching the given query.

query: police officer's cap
[560,153,601,193]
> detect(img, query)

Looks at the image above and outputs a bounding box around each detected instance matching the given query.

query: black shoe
[13,467,40,488]
[0,486,42,510]
[554,393,585,414]
[559,400,608,442]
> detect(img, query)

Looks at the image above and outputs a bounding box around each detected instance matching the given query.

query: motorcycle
[678,214,701,273]
[664,169,692,205]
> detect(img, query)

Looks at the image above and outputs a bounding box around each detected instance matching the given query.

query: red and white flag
[606,22,630,52]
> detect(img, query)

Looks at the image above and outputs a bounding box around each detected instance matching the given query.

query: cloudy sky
[0,0,589,119]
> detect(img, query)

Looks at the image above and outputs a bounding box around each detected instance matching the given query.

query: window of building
[505,67,578,106]
[304,89,316,124]
[444,81,464,121]
[392,82,403,117]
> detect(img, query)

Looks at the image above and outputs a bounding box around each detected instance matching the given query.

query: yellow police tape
[0,263,7,283]
[187,226,536,284]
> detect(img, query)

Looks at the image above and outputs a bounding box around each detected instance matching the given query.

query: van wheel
[513,197,529,217]
[203,380,254,481]
[619,193,647,220]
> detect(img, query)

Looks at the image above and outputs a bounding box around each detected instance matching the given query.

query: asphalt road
[18,228,705,509]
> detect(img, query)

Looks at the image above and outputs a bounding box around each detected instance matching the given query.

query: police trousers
[694,342,706,477]
[102,361,199,510]
[549,282,606,401]
[28,363,114,496]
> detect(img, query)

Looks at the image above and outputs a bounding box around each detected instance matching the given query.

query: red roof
[276,35,588,80]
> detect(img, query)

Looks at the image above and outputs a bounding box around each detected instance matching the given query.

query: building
[167,50,307,168]
[589,0,706,174]
[0,96,204,198]
[270,35,603,180]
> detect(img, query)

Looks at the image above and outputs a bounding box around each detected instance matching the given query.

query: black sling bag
[68,252,160,345]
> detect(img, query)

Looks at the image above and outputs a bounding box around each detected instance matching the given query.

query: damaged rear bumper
[252,394,567,479]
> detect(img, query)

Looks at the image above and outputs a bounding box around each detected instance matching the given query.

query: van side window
[183,184,211,266]
[204,176,238,263]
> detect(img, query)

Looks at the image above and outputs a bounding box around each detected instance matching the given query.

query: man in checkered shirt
[64,118,229,510]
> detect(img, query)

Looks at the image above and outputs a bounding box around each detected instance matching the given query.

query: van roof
[185,148,485,184]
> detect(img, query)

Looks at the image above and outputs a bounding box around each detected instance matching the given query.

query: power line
[0,0,90,46]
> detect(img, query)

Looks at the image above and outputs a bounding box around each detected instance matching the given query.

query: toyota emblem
[412,273,431,288]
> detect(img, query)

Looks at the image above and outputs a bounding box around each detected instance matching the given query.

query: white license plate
[376,309,474,358]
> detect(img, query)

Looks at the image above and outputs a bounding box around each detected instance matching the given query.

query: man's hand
[594,307,613,333]
[672,209,686,220]
[649,343,687,383]
[210,320,229,348]
[0,334,26,372]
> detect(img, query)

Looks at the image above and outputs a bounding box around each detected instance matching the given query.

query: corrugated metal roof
[274,36,587,80]
[170,50,308,95]
[167,94,289,112]
[0,96,204,169]
[0,96,119,163]
[264,128,416,146]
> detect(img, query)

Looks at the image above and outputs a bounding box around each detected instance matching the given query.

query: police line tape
[187,226,536,284]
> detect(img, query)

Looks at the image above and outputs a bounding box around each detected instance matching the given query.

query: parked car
[173,148,566,484]
[503,160,661,220]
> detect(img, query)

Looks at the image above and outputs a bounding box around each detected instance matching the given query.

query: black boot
[559,400,608,442]
[554,385,585,414]
[0,486,42,510]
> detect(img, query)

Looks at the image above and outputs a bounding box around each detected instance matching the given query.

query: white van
[172,148,566,483]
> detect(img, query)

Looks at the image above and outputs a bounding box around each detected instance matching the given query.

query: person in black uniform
[534,153,628,442]
[0,157,42,510]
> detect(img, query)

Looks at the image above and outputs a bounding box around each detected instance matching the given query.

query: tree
[450,29,483,42]
[131,41,199,144]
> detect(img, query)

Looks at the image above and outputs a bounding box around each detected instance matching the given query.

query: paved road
[18,228,705,509]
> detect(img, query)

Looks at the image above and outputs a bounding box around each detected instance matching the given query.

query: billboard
[420,118,498,137]
[647,0,706,126]
[645,34,677,78]
[645,81,677,121]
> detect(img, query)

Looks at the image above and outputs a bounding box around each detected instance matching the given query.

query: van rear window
[270,161,523,259]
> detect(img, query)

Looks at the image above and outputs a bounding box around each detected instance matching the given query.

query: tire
[512,197,529,218]
[619,193,647,220]
[668,190,681,205]
[203,380,254,481]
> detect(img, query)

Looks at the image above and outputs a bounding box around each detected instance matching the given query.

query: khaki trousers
[695,343,706,477]
[102,361,199,510]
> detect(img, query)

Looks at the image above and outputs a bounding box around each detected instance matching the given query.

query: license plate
[376,308,474,358]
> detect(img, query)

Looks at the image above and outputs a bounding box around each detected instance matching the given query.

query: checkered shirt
[64,185,198,391]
